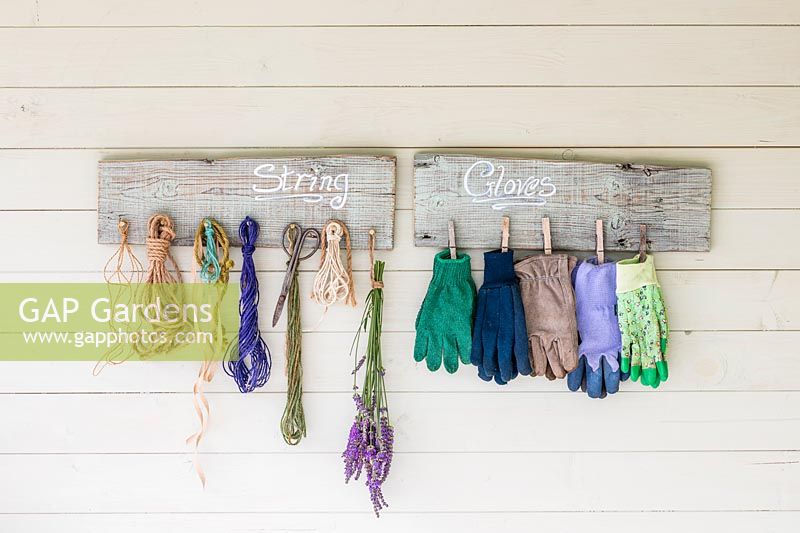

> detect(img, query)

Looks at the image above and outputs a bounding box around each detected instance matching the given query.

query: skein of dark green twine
[280,226,305,445]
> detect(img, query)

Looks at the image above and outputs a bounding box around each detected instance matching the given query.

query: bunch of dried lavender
[342,259,394,516]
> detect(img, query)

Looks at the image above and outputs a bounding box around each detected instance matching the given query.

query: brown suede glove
[514,254,579,380]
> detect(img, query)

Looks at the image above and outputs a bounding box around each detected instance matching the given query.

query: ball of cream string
[311,221,356,308]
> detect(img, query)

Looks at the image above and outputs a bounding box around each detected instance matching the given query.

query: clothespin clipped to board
[638,224,648,263]
[596,219,605,264]
[542,217,552,256]
[448,220,457,259]
[501,217,510,253]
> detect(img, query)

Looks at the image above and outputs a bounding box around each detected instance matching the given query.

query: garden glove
[616,255,669,388]
[514,254,579,380]
[471,249,530,384]
[567,258,628,398]
[414,250,477,373]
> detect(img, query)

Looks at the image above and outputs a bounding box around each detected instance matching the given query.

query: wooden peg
[448,220,457,259]
[595,219,605,264]
[638,224,647,263]
[501,216,509,253]
[542,217,552,255]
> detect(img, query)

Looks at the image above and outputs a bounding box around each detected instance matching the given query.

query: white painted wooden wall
[1,2,799,532]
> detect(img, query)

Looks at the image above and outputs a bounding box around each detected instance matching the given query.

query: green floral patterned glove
[414,250,477,373]
[616,255,669,388]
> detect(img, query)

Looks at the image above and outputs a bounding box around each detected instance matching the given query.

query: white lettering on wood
[463,160,557,210]
[252,164,349,209]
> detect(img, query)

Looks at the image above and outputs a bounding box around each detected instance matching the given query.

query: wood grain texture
[414,153,711,251]
[3,147,800,211]
[22,0,800,25]
[4,88,800,148]
[0,452,796,512]
[3,392,797,453]
[98,156,396,249]
[4,27,800,87]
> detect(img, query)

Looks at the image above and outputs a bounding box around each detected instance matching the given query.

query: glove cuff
[483,249,516,284]
[616,254,659,293]
[432,250,473,283]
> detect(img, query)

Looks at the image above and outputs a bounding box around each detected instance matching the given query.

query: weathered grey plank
[413,154,711,251]
[98,156,396,249]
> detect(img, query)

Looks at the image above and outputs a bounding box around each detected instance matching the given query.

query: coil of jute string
[224,216,272,393]
[94,219,145,375]
[145,214,181,284]
[311,219,356,308]
[280,224,306,445]
[134,214,183,360]
[187,217,233,487]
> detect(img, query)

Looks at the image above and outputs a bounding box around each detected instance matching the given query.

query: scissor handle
[281,224,320,260]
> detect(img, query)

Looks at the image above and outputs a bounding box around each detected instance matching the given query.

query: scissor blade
[272,293,287,327]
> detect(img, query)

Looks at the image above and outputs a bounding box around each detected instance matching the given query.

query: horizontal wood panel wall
[1,2,798,532]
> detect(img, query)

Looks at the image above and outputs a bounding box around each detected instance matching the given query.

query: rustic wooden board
[414,154,711,251]
[98,156,396,249]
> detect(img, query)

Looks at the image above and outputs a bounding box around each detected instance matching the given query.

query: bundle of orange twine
[311,219,356,309]
[186,217,233,487]
[94,219,145,375]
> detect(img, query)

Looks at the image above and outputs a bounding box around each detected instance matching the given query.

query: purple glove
[567,258,626,398]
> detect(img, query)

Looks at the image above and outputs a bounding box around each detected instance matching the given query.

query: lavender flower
[342,262,393,516]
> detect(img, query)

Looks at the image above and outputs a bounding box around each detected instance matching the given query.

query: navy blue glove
[471,250,531,384]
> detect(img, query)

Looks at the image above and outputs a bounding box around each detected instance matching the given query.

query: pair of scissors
[272,223,321,327]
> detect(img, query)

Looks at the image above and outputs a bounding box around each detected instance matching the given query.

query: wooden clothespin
[542,217,552,255]
[596,219,605,264]
[638,224,648,263]
[501,216,509,253]
[448,220,457,259]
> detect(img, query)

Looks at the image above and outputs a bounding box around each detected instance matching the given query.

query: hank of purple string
[225,216,271,392]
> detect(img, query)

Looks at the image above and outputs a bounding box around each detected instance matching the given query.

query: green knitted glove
[414,250,477,373]
[616,255,669,388]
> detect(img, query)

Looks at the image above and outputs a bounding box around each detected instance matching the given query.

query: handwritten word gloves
[568,259,626,398]
[515,255,579,380]
[471,250,531,384]
[616,255,669,388]
[414,251,477,373]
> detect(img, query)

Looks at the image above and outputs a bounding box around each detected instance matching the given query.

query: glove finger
[629,338,642,382]
[511,287,532,375]
[656,359,669,381]
[585,361,604,399]
[496,288,515,382]
[442,335,459,374]
[455,325,473,366]
[424,333,443,372]
[476,363,492,382]
[603,357,621,395]
[567,357,585,392]
[470,293,487,366]
[413,332,429,363]
[544,338,568,380]
[529,336,548,378]
[557,336,579,374]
